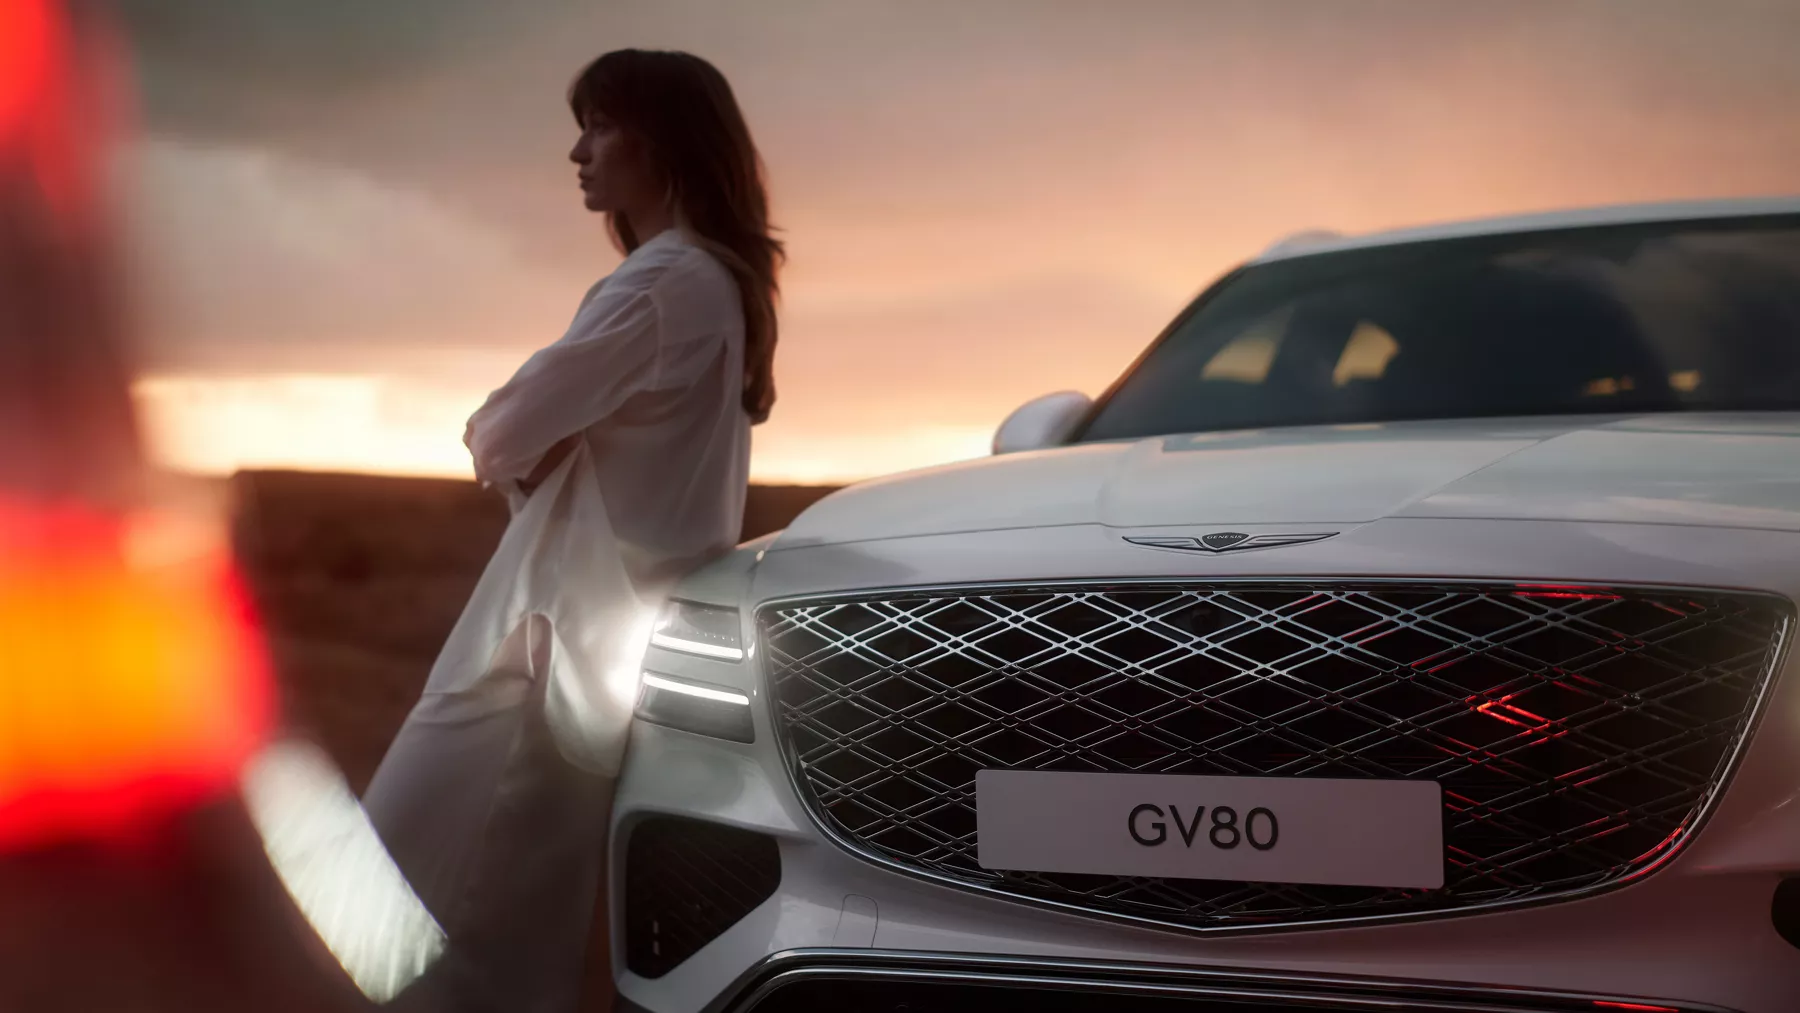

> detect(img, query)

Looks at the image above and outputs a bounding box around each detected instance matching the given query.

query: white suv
[609,198,1800,1013]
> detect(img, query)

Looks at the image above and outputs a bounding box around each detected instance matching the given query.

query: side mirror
[993,391,1092,455]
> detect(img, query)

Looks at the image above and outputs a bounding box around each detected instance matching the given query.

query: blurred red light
[0,0,59,148]
[0,498,273,850]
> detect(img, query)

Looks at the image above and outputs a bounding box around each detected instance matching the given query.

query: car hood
[774,413,1800,548]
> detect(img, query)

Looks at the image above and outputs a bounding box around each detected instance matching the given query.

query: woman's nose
[568,139,586,164]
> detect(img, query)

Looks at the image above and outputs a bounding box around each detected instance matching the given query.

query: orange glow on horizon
[132,373,997,485]
[0,498,273,849]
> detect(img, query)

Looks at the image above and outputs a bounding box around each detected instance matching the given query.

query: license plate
[976,769,1443,889]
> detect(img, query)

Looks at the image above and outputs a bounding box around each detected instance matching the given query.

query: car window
[1081,218,1800,441]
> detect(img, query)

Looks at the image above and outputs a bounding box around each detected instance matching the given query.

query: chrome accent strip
[754,576,1794,938]
[701,948,1738,1013]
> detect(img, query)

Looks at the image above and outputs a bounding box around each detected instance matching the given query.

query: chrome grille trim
[759,578,1792,935]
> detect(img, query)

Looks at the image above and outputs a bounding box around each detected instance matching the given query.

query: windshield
[1079,215,1800,442]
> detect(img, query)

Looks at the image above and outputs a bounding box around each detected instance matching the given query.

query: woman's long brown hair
[568,49,784,424]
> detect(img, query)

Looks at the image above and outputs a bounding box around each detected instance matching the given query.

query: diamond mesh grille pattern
[624,816,781,978]
[761,581,1789,929]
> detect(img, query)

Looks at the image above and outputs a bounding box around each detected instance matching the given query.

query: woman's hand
[518,435,580,497]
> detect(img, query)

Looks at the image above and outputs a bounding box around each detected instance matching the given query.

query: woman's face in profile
[569,110,656,213]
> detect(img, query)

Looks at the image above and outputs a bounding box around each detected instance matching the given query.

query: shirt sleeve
[464,278,662,486]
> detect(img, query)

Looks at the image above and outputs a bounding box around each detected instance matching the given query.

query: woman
[364,49,781,1013]
[469,47,781,578]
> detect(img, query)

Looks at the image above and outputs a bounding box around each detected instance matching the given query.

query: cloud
[118,137,576,373]
[113,0,575,109]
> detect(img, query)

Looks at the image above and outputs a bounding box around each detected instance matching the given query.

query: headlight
[635,673,754,742]
[649,599,745,660]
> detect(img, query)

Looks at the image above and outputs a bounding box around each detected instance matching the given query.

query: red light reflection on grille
[1474,699,1547,726]
[1467,693,1567,743]
[1644,821,1688,858]
[1593,1001,1680,1012]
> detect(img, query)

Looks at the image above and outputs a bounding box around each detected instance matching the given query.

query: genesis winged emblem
[1124,531,1337,553]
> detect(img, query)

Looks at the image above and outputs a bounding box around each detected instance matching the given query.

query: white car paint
[609,198,1800,1013]
[1252,194,1800,264]
[779,414,1800,545]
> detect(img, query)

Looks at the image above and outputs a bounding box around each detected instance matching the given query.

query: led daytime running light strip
[649,630,745,661]
[641,673,750,706]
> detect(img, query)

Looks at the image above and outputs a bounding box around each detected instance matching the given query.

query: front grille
[624,816,780,977]
[761,581,1790,930]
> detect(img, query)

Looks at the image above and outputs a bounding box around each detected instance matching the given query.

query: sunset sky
[115,0,1800,484]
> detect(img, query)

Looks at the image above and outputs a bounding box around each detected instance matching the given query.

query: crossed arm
[464,284,662,497]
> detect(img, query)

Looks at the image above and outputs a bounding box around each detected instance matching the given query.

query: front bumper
[609,517,1800,1013]
[616,949,1746,1013]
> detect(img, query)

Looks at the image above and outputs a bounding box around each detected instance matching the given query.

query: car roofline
[1253,194,1800,264]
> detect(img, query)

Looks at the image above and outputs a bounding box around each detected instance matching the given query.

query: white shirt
[465,228,750,589]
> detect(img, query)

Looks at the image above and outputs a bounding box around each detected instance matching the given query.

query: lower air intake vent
[624,816,780,978]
